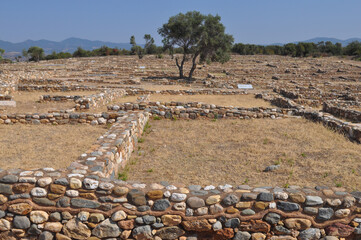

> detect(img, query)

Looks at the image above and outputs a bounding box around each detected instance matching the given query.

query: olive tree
[158,11,233,79]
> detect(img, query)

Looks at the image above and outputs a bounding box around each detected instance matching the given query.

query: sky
[1,0,361,45]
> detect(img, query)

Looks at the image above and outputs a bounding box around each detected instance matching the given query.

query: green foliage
[45,51,72,60]
[158,11,234,79]
[130,35,144,59]
[232,41,361,59]
[26,46,44,62]
[0,48,4,59]
[138,138,145,143]
[153,115,161,120]
[146,168,153,173]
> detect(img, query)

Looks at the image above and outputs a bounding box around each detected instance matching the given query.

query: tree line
[232,41,361,60]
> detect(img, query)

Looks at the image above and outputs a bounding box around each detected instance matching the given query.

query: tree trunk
[188,54,198,80]
[175,54,187,79]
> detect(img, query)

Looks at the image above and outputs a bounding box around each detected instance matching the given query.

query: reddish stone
[181,219,212,232]
[214,228,234,240]
[240,220,270,233]
[12,183,31,193]
[326,223,354,237]
[118,220,134,230]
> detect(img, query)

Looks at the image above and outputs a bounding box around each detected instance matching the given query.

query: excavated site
[0,54,361,239]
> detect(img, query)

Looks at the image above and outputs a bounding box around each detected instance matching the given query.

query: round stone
[30,211,49,224]
[31,187,47,197]
[69,178,82,189]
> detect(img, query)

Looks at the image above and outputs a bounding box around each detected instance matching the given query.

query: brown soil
[0,124,107,170]
[125,118,361,190]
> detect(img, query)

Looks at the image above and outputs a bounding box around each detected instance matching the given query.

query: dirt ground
[0,124,107,170]
[125,118,361,190]
[149,94,272,108]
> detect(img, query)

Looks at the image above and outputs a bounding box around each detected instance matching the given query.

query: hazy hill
[271,37,361,46]
[0,37,133,56]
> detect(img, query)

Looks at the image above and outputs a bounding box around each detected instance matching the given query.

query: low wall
[108,101,290,120]
[323,102,361,123]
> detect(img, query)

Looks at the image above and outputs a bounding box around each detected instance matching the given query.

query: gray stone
[135,217,144,224]
[213,221,222,231]
[137,205,150,212]
[54,178,69,186]
[306,196,324,206]
[9,193,31,200]
[33,197,56,206]
[57,196,70,207]
[71,198,101,209]
[152,223,164,229]
[188,185,202,191]
[132,225,152,239]
[13,215,31,229]
[92,219,121,238]
[49,212,61,222]
[258,192,274,202]
[143,215,156,224]
[233,231,251,240]
[317,208,334,221]
[185,208,194,216]
[39,231,53,240]
[241,193,257,200]
[225,218,240,228]
[304,207,318,215]
[0,183,12,194]
[298,228,321,240]
[264,213,281,225]
[27,224,42,235]
[274,225,291,235]
[0,175,18,183]
[190,190,208,196]
[320,237,339,240]
[276,201,299,211]
[0,210,5,218]
[187,197,205,208]
[223,194,239,206]
[153,199,171,211]
[241,209,255,215]
[264,165,280,172]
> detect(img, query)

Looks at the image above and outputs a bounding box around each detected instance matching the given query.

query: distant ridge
[0,37,133,55]
[270,37,361,46]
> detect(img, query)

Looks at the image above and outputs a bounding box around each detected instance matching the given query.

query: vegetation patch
[127,118,361,190]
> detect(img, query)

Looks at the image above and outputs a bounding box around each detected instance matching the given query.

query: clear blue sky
[1,0,360,45]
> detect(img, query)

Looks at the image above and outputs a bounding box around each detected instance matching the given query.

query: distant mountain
[270,37,361,46]
[0,37,133,56]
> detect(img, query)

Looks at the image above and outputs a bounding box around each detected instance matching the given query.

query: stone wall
[323,102,361,123]
[108,101,290,120]
[1,169,361,239]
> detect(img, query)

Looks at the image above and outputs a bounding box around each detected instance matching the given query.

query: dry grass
[126,118,361,190]
[0,124,107,170]
[123,84,193,91]
[1,91,98,114]
[150,94,272,108]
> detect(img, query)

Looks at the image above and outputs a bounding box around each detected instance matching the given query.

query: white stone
[20,171,33,176]
[99,182,114,190]
[34,171,44,177]
[204,185,215,190]
[219,184,232,190]
[83,178,99,190]
[166,185,177,190]
[171,193,187,202]
[37,177,53,187]
[87,157,96,161]
[132,183,146,188]
[67,174,84,178]
[173,202,186,211]
[19,177,36,183]
[0,219,10,231]
[113,198,128,203]
[111,210,127,221]
[31,187,47,197]
[163,191,171,198]
[274,192,288,200]
[66,190,79,197]
[43,168,55,171]
[335,209,350,218]
[30,211,49,224]
[269,202,276,209]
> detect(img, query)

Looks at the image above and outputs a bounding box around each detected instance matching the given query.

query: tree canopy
[158,11,234,79]
[24,46,44,62]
